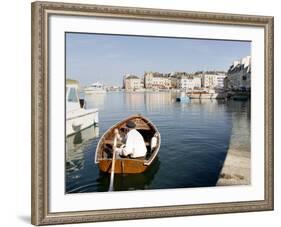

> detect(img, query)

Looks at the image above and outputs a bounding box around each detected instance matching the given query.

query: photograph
[31,1,273,224]
[65,33,251,193]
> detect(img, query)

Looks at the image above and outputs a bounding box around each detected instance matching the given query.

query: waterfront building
[170,75,178,89]
[144,71,202,90]
[144,72,154,89]
[177,75,202,90]
[140,78,144,88]
[226,56,251,90]
[122,74,127,89]
[224,76,229,90]
[124,74,142,90]
[144,72,171,89]
[202,72,226,89]
[202,74,217,88]
[216,73,227,88]
[192,76,202,89]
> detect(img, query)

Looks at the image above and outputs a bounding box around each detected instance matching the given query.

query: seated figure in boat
[114,120,147,158]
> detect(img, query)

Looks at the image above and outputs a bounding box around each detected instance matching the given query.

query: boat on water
[66,79,99,136]
[176,91,190,102]
[95,114,161,174]
[84,82,106,94]
[176,96,190,102]
[188,90,226,99]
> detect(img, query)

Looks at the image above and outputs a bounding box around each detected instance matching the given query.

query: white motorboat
[66,80,99,136]
[84,81,106,94]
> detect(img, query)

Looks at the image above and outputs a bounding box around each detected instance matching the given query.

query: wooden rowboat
[95,114,161,174]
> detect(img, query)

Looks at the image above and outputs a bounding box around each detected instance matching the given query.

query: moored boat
[176,96,190,102]
[66,79,99,136]
[188,91,226,99]
[84,81,106,94]
[95,114,161,174]
[176,91,190,102]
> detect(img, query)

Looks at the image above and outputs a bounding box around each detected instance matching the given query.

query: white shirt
[122,129,147,158]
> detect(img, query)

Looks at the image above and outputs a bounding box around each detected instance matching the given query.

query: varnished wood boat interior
[95,115,160,174]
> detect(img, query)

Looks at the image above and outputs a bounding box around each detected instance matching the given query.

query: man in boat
[114,120,147,158]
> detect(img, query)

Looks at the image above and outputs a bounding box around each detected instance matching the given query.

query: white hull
[84,90,106,94]
[189,93,226,99]
[66,109,99,136]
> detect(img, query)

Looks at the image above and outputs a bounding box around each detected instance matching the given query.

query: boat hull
[189,93,226,99]
[95,114,160,174]
[176,96,190,102]
[66,109,99,136]
[84,90,106,94]
[99,159,148,174]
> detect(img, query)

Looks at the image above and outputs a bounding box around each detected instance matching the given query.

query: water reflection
[124,91,179,112]
[96,157,161,192]
[145,91,177,112]
[65,92,250,193]
[85,93,106,109]
[114,157,160,191]
[124,92,145,110]
[66,126,99,173]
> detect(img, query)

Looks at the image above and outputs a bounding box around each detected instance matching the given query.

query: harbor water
[66,91,250,193]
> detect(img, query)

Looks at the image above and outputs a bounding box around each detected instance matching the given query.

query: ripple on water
[66,92,250,193]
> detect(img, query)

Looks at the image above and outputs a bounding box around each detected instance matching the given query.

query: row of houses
[123,56,251,91]
[224,56,251,90]
[124,71,227,91]
[124,75,143,90]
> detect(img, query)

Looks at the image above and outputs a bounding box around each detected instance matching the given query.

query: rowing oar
[108,133,118,192]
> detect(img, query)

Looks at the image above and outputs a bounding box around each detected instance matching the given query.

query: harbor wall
[217,109,251,186]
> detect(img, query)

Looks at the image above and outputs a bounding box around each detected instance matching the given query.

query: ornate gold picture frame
[31,1,273,225]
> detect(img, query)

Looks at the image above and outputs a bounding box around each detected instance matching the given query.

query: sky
[66,32,251,86]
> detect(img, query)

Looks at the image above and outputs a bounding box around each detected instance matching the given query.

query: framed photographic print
[31,1,274,225]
